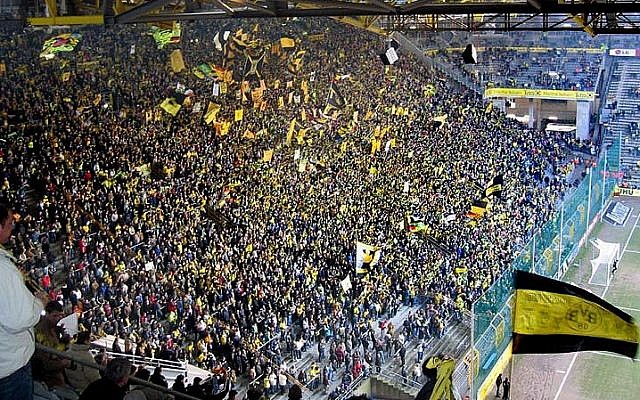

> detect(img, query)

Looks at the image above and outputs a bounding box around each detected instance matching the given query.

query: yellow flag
[485,101,494,114]
[243,129,255,139]
[278,96,285,109]
[286,118,296,145]
[170,49,186,73]
[204,102,221,124]
[297,128,308,145]
[251,88,263,108]
[61,72,70,82]
[301,108,307,121]
[371,139,380,155]
[280,37,295,48]
[364,110,374,121]
[221,121,231,136]
[224,70,233,83]
[234,109,244,122]
[262,149,274,162]
[192,67,205,79]
[160,98,181,116]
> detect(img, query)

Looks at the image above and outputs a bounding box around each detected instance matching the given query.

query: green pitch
[537,197,640,400]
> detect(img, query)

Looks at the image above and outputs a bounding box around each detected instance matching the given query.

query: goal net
[588,239,620,286]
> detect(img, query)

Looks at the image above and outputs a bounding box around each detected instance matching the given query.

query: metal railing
[377,369,423,393]
[35,343,203,400]
[89,348,187,371]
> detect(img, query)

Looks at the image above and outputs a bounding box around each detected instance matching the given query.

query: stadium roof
[19,0,640,34]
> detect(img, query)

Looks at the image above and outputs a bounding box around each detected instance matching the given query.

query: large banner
[613,186,640,197]
[484,88,595,101]
[609,48,639,57]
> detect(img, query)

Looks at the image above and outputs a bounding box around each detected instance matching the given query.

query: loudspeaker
[462,44,477,64]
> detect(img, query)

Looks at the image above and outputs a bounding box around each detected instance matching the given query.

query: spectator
[129,367,172,400]
[149,366,168,388]
[0,19,592,397]
[171,374,186,393]
[186,377,206,399]
[80,357,132,400]
[66,331,102,394]
[0,203,48,399]
[33,300,77,399]
[288,384,303,400]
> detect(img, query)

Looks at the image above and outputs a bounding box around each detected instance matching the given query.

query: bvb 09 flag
[355,241,381,275]
[513,270,639,358]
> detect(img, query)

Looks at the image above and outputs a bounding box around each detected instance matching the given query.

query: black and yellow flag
[415,355,456,400]
[159,98,181,116]
[355,241,381,275]
[324,82,346,118]
[327,82,346,109]
[513,270,639,358]
[484,174,503,198]
[204,102,221,124]
[467,198,488,219]
[287,49,306,74]
[244,50,265,81]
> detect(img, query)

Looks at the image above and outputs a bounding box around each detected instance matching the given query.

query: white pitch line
[553,209,640,400]
[617,305,640,313]
[625,250,640,254]
[591,351,640,361]
[553,353,578,400]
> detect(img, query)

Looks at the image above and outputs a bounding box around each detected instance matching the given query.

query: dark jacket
[79,377,127,400]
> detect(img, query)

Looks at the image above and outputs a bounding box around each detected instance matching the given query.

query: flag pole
[586,161,593,225]
[241,50,249,82]
[557,206,564,279]
[600,147,607,221]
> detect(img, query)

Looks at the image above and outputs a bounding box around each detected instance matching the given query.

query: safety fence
[470,141,618,398]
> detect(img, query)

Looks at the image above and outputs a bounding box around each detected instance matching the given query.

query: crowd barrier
[469,141,618,399]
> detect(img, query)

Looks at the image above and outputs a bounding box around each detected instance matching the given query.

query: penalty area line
[591,351,640,362]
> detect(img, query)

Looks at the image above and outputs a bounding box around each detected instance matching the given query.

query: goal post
[588,239,620,286]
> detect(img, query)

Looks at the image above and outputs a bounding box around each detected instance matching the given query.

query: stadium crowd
[434,46,602,91]
[0,17,580,399]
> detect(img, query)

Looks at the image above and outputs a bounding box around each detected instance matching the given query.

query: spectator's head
[288,384,302,400]
[44,300,64,326]
[104,357,133,387]
[0,203,14,244]
[134,367,151,381]
[247,386,264,400]
[153,366,162,375]
[76,331,91,345]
